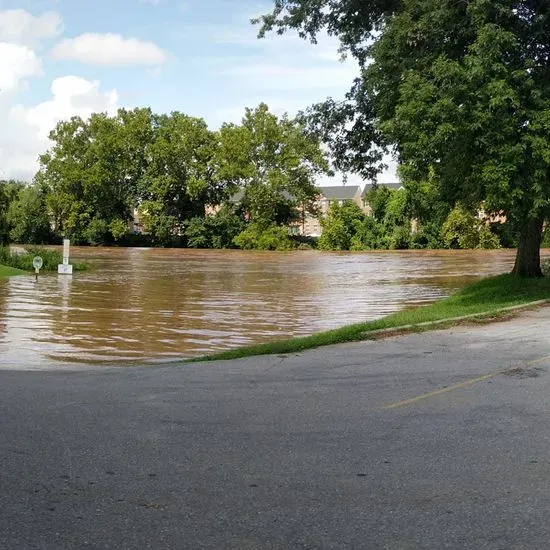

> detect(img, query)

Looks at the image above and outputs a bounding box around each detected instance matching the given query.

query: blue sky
[0,0,396,182]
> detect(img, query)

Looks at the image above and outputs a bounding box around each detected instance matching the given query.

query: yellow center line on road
[380,355,550,411]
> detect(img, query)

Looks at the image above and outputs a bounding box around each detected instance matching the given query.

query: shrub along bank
[0,247,88,273]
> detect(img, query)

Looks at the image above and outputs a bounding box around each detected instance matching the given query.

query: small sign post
[33,256,43,281]
[58,239,73,275]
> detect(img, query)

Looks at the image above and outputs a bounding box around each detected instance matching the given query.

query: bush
[0,246,88,272]
[8,186,54,244]
[389,225,412,250]
[441,205,501,250]
[234,223,297,250]
[84,218,110,246]
[319,202,365,250]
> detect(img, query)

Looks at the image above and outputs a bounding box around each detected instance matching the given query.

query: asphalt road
[2,308,550,549]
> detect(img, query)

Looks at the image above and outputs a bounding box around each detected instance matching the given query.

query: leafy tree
[109,219,129,242]
[364,186,392,222]
[258,0,550,276]
[319,201,365,250]
[138,201,179,247]
[442,205,500,250]
[185,205,246,249]
[218,103,330,229]
[138,112,222,239]
[8,185,53,244]
[383,188,408,229]
[84,218,110,246]
[351,215,384,250]
[0,180,25,245]
[0,185,7,245]
[38,108,222,246]
[185,217,211,249]
[37,110,150,243]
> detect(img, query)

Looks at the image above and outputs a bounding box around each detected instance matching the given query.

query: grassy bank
[0,264,27,278]
[193,274,550,362]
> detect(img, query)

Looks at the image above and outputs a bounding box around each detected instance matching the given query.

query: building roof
[362,182,404,196]
[229,188,295,203]
[319,185,361,200]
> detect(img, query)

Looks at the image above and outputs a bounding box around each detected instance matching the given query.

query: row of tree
[1,101,514,252]
[2,165,533,252]
[318,181,531,252]
[0,104,329,248]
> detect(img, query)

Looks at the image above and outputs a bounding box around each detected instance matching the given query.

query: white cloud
[2,77,119,180]
[0,42,42,92]
[52,33,168,67]
[0,9,63,47]
[14,76,119,138]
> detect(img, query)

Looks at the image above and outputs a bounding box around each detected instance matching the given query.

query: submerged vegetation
[0,247,88,273]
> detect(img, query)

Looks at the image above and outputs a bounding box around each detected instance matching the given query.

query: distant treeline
[0,104,538,251]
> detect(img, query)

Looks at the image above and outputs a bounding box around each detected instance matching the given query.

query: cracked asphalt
[2,307,550,549]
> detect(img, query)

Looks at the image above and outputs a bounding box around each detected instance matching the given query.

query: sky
[0,0,397,184]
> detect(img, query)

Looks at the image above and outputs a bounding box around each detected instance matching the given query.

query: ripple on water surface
[0,247,531,368]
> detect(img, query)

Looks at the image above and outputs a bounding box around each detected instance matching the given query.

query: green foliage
[138,201,179,247]
[389,225,411,250]
[319,202,365,250]
[364,186,392,222]
[8,185,54,244]
[0,183,10,245]
[139,112,221,235]
[84,218,110,246]
[184,217,211,249]
[38,108,223,246]
[319,195,415,251]
[442,205,500,250]
[351,215,384,250]
[0,264,26,277]
[33,103,326,250]
[109,219,129,242]
[185,206,246,249]
[410,222,446,250]
[219,103,329,228]
[0,246,87,272]
[234,223,297,251]
[259,0,550,274]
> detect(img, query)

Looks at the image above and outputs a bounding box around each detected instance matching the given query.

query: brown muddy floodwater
[0,248,544,368]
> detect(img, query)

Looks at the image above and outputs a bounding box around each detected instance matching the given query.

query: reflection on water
[0,247,543,367]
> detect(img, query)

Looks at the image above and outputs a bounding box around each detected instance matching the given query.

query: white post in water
[58,239,73,275]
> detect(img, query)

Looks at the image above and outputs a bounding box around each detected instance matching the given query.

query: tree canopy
[23,104,329,248]
[218,103,330,229]
[257,0,550,275]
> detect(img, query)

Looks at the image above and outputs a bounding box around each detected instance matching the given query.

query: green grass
[0,246,88,272]
[192,274,550,362]
[0,264,27,278]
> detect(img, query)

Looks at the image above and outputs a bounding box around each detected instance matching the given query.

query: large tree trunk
[512,216,544,277]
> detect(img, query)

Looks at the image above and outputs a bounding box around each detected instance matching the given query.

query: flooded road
[0,248,540,367]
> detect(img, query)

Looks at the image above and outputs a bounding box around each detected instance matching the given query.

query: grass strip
[191,274,550,362]
[0,264,27,278]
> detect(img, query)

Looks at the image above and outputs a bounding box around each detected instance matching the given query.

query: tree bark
[512,215,544,277]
